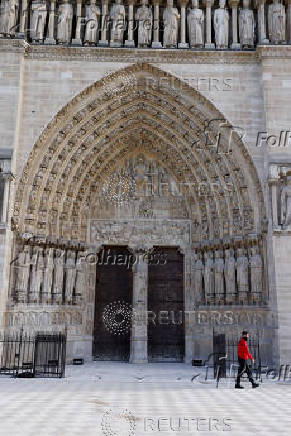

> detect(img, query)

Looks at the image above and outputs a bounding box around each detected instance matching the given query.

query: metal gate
[0,330,66,378]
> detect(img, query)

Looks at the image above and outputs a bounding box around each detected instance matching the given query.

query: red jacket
[238,338,253,361]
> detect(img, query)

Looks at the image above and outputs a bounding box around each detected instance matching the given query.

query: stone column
[184,248,194,364]
[230,0,240,49]
[129,248,148,364]
[178,0,189,48]
[203,0,215,49]
[45,0,57,44]
[16,0,28,38]
[257,0,269,44]
[99,0,109,46]
[152,0,162,48]
[72,0,83,45]
[125,0,135,47]
[287,0,291,44]
[1,173,12,223]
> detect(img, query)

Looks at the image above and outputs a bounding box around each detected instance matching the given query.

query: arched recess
[12,62,265,243]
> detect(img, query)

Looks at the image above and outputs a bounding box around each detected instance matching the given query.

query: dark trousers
[236,358,254,385]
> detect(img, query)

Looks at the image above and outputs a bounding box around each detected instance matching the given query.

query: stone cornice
[257,45,291,59]
[0,38,259,64]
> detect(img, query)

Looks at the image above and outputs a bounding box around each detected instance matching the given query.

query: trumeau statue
[30,0,48,42]
[163,0,180,48]
[239,0,255,48]
[135,0,153,48]
[214,0,229,49]
[187,0,204,48]
[0,0,18,37]
[110,0,126,45]
[224,248,236,303]
[84,0,101,45]
[65,250,76,304]
[268,0,286,44]
[281,176,291,228]
[249,246,263,301]
[57,0,73,44]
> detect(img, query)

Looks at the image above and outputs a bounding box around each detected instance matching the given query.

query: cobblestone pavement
[0,362,290,436]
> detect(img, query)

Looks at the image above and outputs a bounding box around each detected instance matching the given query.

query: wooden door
[148,247,184,362]
[93,246,133,361]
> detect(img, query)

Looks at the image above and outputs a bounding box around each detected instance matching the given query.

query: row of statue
[13,245,85,305]
[193,245,264,306]
[0,0,288,47]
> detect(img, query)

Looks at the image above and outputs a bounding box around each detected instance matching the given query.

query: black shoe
[252,383,259,388]
[235,384,244,389]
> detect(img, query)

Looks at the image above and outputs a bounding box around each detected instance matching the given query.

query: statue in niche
[57,0,73,44]
[281,176,291,228]
[194,252,204,303]
[43,247,54,304]
[110,0,126,45]
[236,248,249,303]
[15,245,31,304]
[163,0,180,48]
[53,249,64,304]
[135,0,153,47]
[214,0,229,49]
[249,246,263,303]
[84,0,101,45]
[224,248,236,304]
[29,247,44,304]
[214,250,224,303]
[30,0,48,42]
[204,251,214,304]
[65,250,76,304]
[187,0,204,48]
[75,252,85,305]
[0,0,18,37]
[239,0,254,48]
[268,0,286,44]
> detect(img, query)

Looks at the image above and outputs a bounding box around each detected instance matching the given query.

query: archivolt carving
[13,63,265,242]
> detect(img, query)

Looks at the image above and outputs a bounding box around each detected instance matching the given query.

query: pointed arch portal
[10,63,267,364]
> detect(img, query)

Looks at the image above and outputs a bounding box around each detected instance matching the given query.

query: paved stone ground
[0,362,290,436]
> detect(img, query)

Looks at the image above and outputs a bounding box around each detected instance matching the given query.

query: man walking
[235,331,259,389]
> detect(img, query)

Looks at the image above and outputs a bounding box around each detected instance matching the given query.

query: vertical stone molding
[152,0,162,47]
[178,0,189,48]
[256,0,269,44]
[99,0,109,45]
[129,247,148,363]
[44,0,57,44]
[72,0,83,45]
[229,0,240,49]
[125,0,136,47]
[203,0,215,48]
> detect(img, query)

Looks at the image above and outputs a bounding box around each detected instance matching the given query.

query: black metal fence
[0,330,66,378]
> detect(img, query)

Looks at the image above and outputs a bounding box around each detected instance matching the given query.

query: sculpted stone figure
[84,0,101,45]
[57,0,73,44]
[204,251,214,304]
[15,245,31,304]
[0,0,18,37]
[75,251,85,305]
[224,248,236,304]
[29,247,44,304]
[43,248,54,304]
[214,250,224,303]
[239,0,254,48]
[194,252,204,303]
[280,177,291,228]
[135,0,153,47]
[53,249,64,304]
[214,0,229,49]
[187,0,204,48]
[65,250,76,304]
[236,248,249,303]
[163,0,180,48]
[30,0,48,42]
[110,0,126,45]
[249,246,263,303]
[268,0,286,44]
